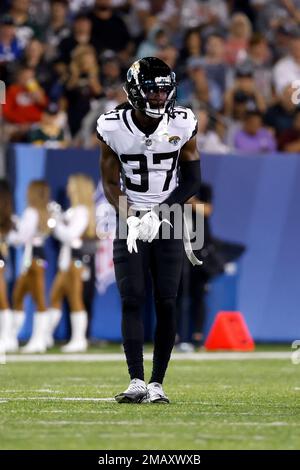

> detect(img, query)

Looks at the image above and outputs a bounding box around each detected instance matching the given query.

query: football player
[97,57,201,403]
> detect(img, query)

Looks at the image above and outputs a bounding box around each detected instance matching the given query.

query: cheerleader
[48,174,96,352]
[8,180,51,353]
[0,180,16,353]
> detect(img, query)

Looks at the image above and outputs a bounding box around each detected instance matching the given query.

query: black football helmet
[124,57,177,119]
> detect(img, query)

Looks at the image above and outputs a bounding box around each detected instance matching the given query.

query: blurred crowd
[1,0,300,153]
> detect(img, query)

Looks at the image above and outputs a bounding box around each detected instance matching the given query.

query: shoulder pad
[96,109,122,133]
[171,107,197,129]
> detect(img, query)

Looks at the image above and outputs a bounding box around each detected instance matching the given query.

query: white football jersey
[97,106,198,209]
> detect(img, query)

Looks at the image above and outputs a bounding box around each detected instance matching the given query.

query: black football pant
[113,225,184,384]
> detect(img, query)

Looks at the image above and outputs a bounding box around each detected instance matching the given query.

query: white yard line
[1,351,292,362]
[0,397,115,402]
[225,422,300,427]
[1,389,61,393]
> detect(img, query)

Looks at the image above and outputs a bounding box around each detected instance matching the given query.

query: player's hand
[126,216,141,253]
[139,211,172,243]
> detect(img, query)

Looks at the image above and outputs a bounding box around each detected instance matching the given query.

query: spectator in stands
[203,33,228,95]
[196,107,229,154]
[76,88,125,148]
[65,45,103,136]
[101,51,123,91]
[136,26,170,59]
[253,0,289,40]
[264,84,298,139]
[25,0,51,28]
[180,0,228,31]
[156,44,178,70]
[176,27,202,77]
[225,13,252,65]
[278,108,300,152]
[178,57,222,111]
[132,0,180,34]
[88,0,132,62]
[53,14,94,95]
[240,33,273,102]
[271,24,294,62]
[75,53,126,148]
[56,14,93,66]
[0,14,23,63]
[0,15,23,84]
[69,0,96,15]
[273,28,300,94]
[224,63,266,118]
[43,0,71,63]
[20,39,54,95]
[28,102,68,148]
[7,0,41,48]
[233,109,277,153]
[3,66,48,141]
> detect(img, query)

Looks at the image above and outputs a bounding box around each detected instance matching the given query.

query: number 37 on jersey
[97,106,198,208]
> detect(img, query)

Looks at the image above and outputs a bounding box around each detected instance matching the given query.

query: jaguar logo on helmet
[127,61,140,83]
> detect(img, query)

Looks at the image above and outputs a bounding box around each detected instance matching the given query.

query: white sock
[27,312,49,344]
[46,308,62,348]
[0,309,14,341]
[48,308,62,335]
[0,309,20,352]
[13,310,25,338]
[69,311,88,343]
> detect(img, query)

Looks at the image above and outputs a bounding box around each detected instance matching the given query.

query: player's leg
[62,263,88,353]
[113,231,149,403]
[11,272,29,351]
[47,270,68,347]
[22,260,48,353]
[0,265,14,352]
[148,233,184,402]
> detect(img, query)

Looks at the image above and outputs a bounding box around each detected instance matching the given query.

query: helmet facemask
[139,82,176,119]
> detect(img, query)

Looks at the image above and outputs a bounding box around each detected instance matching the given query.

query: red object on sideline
[205,311,255,351]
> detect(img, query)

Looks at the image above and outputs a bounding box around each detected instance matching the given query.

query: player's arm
[188,195,212,217]
[100,140,129,219]
[161,136,201,207]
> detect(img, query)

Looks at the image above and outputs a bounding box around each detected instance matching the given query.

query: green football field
[0,348,299,450]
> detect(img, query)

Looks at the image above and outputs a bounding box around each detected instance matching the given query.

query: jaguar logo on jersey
[169,135,181,146]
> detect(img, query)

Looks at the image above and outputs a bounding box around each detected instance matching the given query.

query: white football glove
[126,216,141,253]
[139,210,172,243]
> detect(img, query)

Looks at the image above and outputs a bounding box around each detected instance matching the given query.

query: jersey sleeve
[96,114,109,145]
[96,110,121,154]
[172,107,198,145]
[185,108,198,142]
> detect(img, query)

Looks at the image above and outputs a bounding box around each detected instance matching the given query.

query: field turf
[0,349,299,450]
